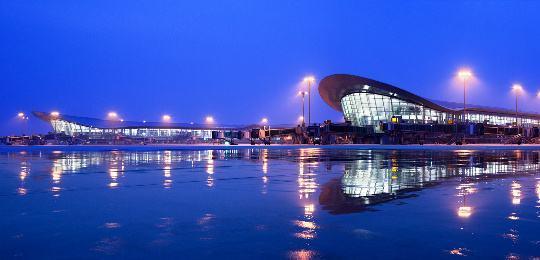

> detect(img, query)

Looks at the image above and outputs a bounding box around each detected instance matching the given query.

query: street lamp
[107,112,118,120]
[162,114,171,122]
[298,91,307,126]
[303,76,315,126]
[512,84,523,130]
[50,111,60,117]
[458,69,472,122]
[17,112,28,135]
[261,117,269,124]
[205,116,214,124]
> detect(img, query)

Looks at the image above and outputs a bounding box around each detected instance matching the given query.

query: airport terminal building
[319,74,540,127]
[32,112,256,140]
[31,74,540,143]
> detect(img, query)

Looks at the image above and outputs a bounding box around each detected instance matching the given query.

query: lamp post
[458,70,472,122]
[299,91,307,126]
[512,84,523,133]
[261,117,270,140]
[162,114,171,122]
[107,112,119,120]
[303,76,315,126]
[17,112,28,135]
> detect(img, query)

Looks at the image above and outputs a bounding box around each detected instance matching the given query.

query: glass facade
[50,119,218,139]
[341,92,452,126]
[341,92,539,126]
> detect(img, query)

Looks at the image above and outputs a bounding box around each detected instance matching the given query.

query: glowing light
[449,248,468,256]
[17,112,25,118]
[50,111,60,117]
[163,150,172,188]
[206,158,214,175]
[457,206,473,218]
[298,116,304,122]
[508,214,519,220]
[512,84,523,93]
[162,114,171,122]
[511,181,522,205]
[303,76,315,83]
[304,204,315,216]
[107,112,118,119]
[458,69,472,80]
[295,220,317,229]
[261,117,269,124]
[293,220,318,240]
[511,182,521,205]
[52,160,62,183]
[205,116,214,124]
[120,119,124,122]
[17,187,27,196]
[536,179,540,200]
[288,250,317,260]
[262,149,268,174]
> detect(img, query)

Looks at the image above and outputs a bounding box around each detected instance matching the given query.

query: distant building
[319,74,540,126]
[32,111,255,140]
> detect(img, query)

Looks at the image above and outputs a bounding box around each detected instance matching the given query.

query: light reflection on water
[1,149,540,258]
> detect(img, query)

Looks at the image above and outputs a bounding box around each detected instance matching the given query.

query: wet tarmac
[1,148,539,258]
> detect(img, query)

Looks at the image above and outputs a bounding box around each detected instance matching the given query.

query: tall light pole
[303,76,315,126]
[512,84,523,132]
[107,112,119,120]
[162,114,171,122]
[458,70,472,122]
[299,91,307,126]
[17,112,28,135]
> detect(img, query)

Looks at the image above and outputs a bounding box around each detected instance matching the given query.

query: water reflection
[456,182,477,218]
[6,149,539,209]
[18,160,30,196]
[108,151,123,188]
[206,152,214,188]
[163,150,172,189]
[511,181,522,205]
[318,151,540,214]
[3,148,540,259]
[536,178,540,209]
[298,149,318,199]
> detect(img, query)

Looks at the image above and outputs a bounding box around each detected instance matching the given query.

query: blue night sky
[1,1,539,135]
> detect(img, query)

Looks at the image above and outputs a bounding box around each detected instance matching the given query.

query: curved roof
[319,74,452,113]
[32,111,264,130]
[319,74,540,119]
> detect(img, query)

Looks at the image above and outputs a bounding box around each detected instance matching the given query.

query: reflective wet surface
[1,148,540,258]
